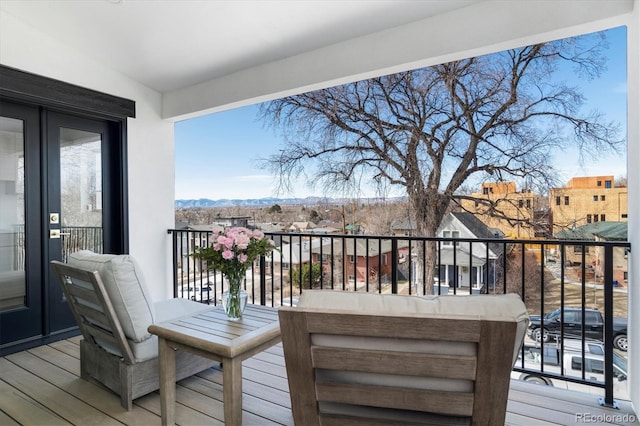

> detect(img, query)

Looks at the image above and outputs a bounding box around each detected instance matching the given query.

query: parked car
[512,341,629,400]
[527,307,628,351]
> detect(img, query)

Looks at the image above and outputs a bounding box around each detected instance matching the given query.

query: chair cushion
[68,250,155,343]
[125,299,214,362]
[297,290,529,365]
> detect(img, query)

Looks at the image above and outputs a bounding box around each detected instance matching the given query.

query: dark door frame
[0,65,135,355]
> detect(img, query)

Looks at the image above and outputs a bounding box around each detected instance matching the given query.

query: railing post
[259,255,267,306]
[168,230,178,298]
[600,244,616,408]
[391,239,398,294]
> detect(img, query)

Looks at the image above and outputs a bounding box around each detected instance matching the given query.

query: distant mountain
[175,197,332,208]
[175,196,405,208]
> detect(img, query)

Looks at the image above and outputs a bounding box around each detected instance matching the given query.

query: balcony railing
[168,228,630,406]
[10,225,103,269]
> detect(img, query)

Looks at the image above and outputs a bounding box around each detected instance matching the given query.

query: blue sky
[175,26,627,201]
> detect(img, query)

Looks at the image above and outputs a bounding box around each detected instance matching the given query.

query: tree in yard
[268,203,282,214]
[290,263,323,289]
[260,34,622,293]
[493,245,554,308]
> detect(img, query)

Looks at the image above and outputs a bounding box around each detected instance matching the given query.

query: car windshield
[545,308,561,319]
[613,353,627,372]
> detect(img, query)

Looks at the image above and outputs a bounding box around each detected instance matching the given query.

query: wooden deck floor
[1,336,637,425]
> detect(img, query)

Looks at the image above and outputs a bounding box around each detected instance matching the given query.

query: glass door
[46,112,109,334]
[0,102,43,345]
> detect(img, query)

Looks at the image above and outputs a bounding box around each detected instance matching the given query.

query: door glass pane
[0,116,26,311]
[60,128,103,260]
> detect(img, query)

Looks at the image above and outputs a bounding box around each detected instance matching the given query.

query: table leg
[222,356,243,425]
[158,337,176,426]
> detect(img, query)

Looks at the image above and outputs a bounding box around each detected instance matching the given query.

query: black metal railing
[168,228,630,405]
[9,225,102,269]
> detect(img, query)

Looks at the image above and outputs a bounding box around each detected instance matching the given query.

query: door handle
[50,230,71,239]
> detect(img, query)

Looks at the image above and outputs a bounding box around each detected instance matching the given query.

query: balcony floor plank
[1,338,637,426]
[0,379,70,426]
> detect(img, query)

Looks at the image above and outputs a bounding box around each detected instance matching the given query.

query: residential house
[311,237,410,285]
[550,176,628,235]
[435,212,503,293]
[211,215,252,229]
[555,221,629,287]
[0,0,637,411]
[271,238,321,271]
[288,221,317,232]
[390,218,416,236]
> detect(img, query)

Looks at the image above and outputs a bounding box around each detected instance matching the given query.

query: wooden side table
[148,303,281,426]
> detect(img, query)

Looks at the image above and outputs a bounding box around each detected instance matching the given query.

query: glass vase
[222,274,248,320]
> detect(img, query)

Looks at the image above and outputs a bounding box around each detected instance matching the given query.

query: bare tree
[260,35,622,292]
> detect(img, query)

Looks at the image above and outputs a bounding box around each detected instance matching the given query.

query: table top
[148,303,281,359]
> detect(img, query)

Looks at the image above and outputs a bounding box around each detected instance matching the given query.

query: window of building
[586,214,592,223]
[601,195,605,201]
[349,255,355,263]
[594,214,599,222]
[622,214,628,219]
[442,230,460,246]
[518,199,523,208]
[382,254,388,265]
[564,196,569,205]
[593,195,598,201]
[601,214,606,222]
[597,180,602,187]
[483,187,489,195]
[605,180,612,188]
[555,196,561,206]
[526,199,531,208]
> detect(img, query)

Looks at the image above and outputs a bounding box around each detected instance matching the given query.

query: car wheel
[613,334,628,352]
[523,375,550,385]
[533,328,550,343]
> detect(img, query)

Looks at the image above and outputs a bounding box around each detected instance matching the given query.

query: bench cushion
[297,290,529,365]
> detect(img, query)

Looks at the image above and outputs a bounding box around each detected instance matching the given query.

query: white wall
[0,10,175,301]
[626,0,639,409]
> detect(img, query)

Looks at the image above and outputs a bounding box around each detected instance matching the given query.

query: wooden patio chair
[279,290,529,426]
[51,251,216,410]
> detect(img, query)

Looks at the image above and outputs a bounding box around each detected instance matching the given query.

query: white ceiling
[0,0,475,93]
[1,0,634,120]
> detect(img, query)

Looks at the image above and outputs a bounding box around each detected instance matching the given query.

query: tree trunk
[410,190,448,295]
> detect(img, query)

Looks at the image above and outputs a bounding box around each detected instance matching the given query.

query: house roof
[450,212,500,240]
[312,238,410,257]
[555,222,628,241]
[390,219,416,231]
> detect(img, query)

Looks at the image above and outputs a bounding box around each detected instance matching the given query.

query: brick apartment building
[460,182,548,239]
[549,176,628,235]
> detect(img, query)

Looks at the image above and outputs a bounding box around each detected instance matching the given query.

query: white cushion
[125,299,215,362]
[67,250,155,344]
[154,297,213,323]
[297,290,529,365]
